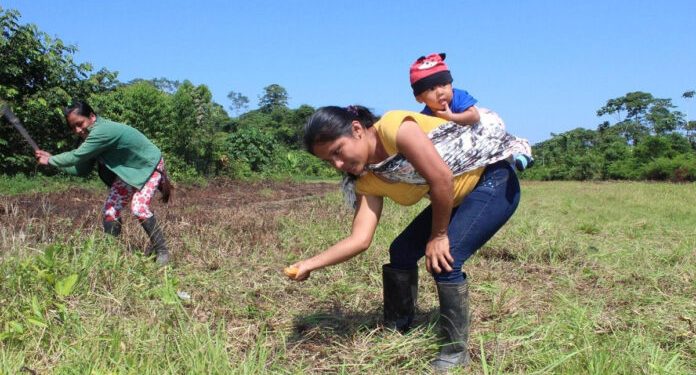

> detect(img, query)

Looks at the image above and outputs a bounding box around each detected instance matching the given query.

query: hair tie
[345,105,358,116]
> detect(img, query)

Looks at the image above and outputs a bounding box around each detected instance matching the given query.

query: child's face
[415,83,453,111]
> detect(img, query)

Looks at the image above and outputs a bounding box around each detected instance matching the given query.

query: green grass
[0,174,103,195]
[0,180,694,374]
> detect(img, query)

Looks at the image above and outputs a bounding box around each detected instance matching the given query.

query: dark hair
[303,105,377,154]
[64,100,96,118]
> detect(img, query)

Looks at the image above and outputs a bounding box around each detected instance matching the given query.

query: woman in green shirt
[35,100,171,265]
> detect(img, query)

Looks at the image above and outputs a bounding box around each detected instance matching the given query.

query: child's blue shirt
[421,88,478,115]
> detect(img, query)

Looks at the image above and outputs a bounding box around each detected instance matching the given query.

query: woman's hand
[35,150,52,165]
[286,261,312,281]
[425,234,453,274]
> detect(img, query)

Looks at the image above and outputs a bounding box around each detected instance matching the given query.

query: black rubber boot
[141,216,170,266]
[103,218,122,237]
[431,277,471,371]
[382,264,418,332]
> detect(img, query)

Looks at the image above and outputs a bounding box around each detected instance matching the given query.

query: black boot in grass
[382,264,418,333]
[141,216,170,266]
[431,277,471,372]
[103,217,122,237]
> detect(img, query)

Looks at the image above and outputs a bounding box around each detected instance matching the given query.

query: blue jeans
[389,160,521,283]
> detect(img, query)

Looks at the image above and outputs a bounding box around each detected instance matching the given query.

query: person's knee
[388,245,420,270]
[390,233,410,251]
[434,269,465,283]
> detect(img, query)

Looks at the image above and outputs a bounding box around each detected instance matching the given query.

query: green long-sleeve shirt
[49,117,162,189]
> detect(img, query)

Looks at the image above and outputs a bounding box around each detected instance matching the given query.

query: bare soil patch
[0,179,337,253]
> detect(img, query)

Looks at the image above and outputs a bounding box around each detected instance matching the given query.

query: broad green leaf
[26,318,47,328]
[30,296,43,318]
[55,274,79,297]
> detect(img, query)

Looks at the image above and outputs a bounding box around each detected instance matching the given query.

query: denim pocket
[476,161,512,191]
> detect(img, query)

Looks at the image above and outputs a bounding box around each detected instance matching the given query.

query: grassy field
[0,179,694,374]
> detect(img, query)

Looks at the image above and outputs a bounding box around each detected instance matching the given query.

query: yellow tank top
[355,110,483,206]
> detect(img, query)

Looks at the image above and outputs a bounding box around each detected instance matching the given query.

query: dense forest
[1,8,694,182]
[0,8,333,181]
[525,91,696,181]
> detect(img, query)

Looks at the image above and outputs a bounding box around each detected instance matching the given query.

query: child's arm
[435,103,480,125]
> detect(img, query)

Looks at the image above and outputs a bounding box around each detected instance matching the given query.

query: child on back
[409,53,533,171]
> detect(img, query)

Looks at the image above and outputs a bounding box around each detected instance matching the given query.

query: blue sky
[4,0,695,143]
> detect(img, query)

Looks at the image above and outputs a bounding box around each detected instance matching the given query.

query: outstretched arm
[290,193,383,281]
[48,129,112,168]
[36,148,95,176]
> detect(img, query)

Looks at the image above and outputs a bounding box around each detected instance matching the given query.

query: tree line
[0,7,334,181]
[1,7,694,182]
[524,91,696,181]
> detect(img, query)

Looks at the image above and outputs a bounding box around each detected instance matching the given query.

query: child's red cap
[409,53,453,96]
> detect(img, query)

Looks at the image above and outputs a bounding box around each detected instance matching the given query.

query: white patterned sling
[341,108,532,207]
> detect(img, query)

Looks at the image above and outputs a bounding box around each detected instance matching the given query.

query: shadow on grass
[289,304,439,343]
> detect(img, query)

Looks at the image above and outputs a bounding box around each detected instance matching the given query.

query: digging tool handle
[1,104,40,152]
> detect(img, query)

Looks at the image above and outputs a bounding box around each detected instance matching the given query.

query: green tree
[0,7,116,174]
[594,122,632,179]
[168,81,229,175]
[90,79,232,178]
[597,91,654,122]
[226,126,278,173]
[227,90,249,117]
[286,104,315,147]
[684,90,695,145]
[128,77,181,94]
[529,91,694,181]
[646,99,684,134]
[232,103,312,149]
[597,91,685,140]
[89,81,172,141]
[258,84,288,112]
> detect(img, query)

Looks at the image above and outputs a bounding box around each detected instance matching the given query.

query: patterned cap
[409,53,453,96]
